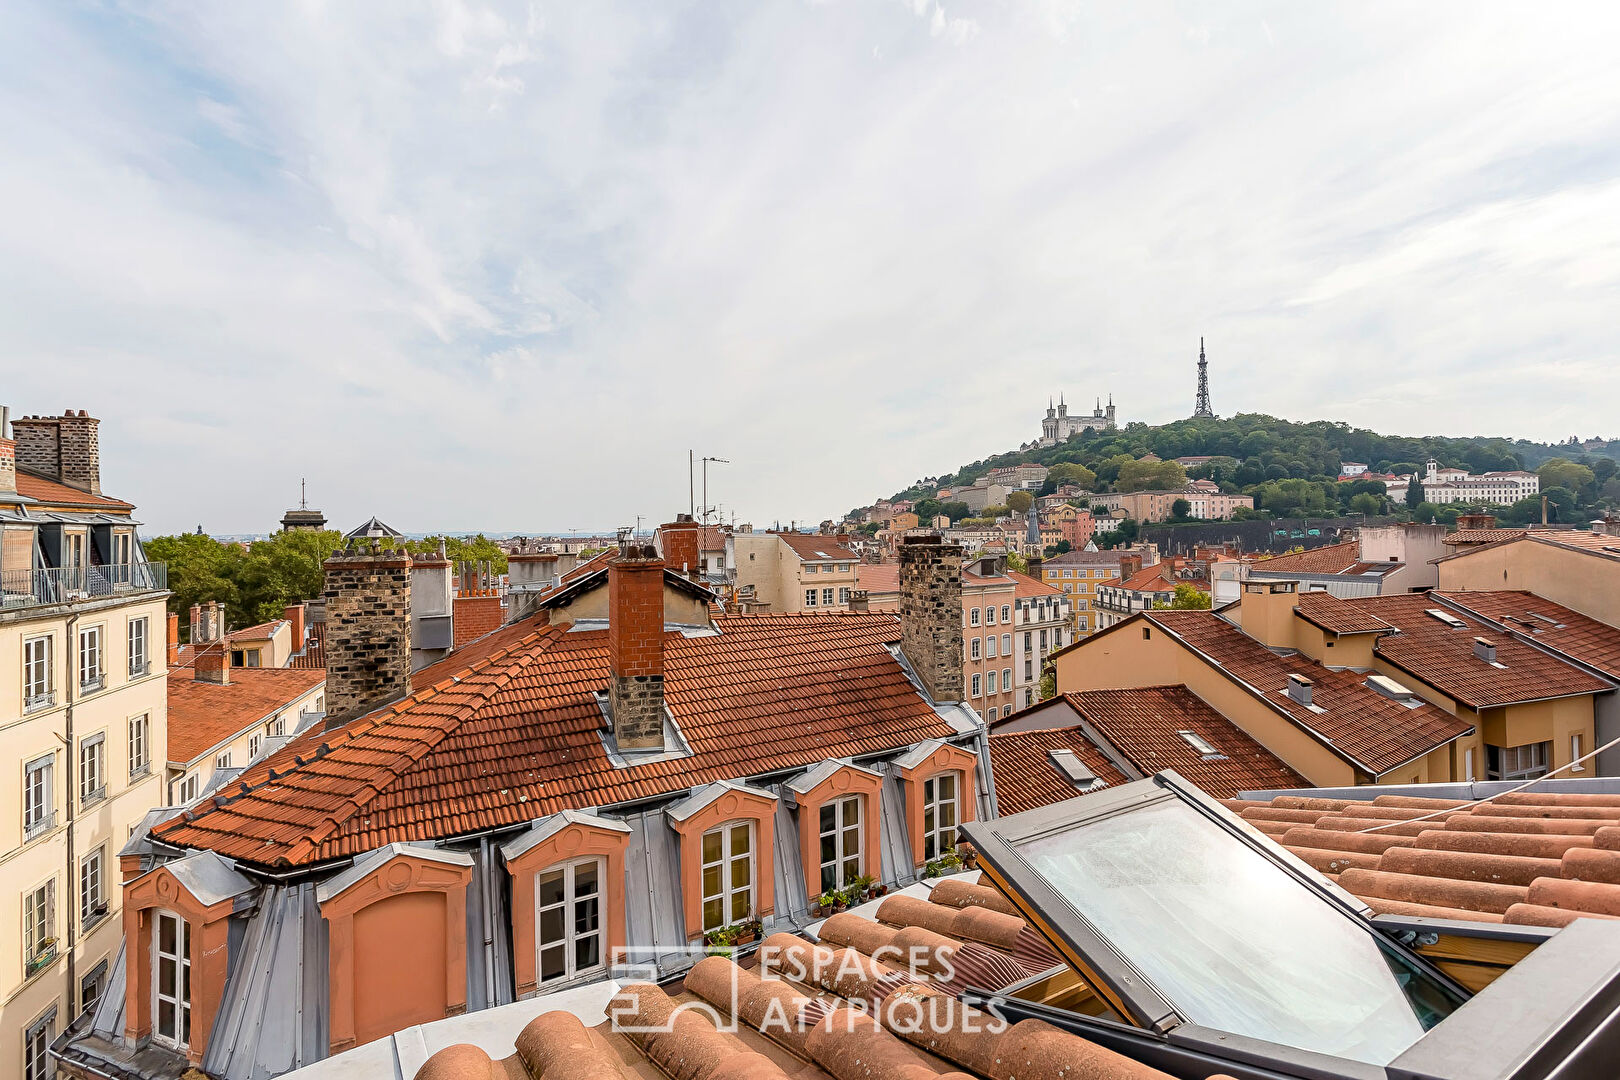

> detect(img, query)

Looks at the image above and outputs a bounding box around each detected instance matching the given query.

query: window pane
[158,1000,176,1038]
[703,897,723,930]
[574,895,600,934]
[538,870,565,908]
[539,906,564,945]
[820,803,835,832]
[729,824,750,857]
[841,798,859,828]
[574,862,598,896]
[159,916,175,954]
[702,863,721,898]
[540,944,565,981]
[939,774,956,801]
[842,828,859,859]
[821,864,837,893]
[1014,798,1457,1065]
[730,888,751,922]
[820,834,836,864]
[159,957,176,995]
[702,830,722,864]
[575,934,601,971]
[729,855,750,890]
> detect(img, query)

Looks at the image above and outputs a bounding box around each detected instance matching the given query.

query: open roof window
[1176,730,1223,758]
[1047,749,1107,793]
[1426,608,1468,629]
[961,772,1466,1067]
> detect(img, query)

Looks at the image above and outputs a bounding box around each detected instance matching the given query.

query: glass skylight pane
[1015,798,1457,1065]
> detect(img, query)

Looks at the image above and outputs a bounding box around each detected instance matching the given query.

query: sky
[2,2,1619,537]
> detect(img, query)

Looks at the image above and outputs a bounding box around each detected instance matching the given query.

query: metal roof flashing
[315,843,473,904]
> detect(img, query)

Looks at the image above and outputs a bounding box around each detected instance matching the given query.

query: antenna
[1192,337,1215,418]
[299,477,308,510]
[700,456,730,527]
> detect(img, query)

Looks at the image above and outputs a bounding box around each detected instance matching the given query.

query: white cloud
[2,1,1619,535]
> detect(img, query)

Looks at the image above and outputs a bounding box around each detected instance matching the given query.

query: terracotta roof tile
[1294,592,1395,635]
[775,533,858,562]
[167,666,327,764]
[150,611,959,867]
[11,468,135,510]
[1435,591,1620,682]
[289,621,327,669]
[1331,593,1613,709]
[1443,528,1529,545]
[1009,570,1060,598]
[1248,540,1361,575]
[988,727,1131,814]
[1145,611,1473,776]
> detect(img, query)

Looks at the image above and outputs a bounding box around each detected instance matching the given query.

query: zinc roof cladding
[1067,687,1308,799]
[1227,790,1620,928]
[1331,593,1613,709]
[12,468,135,511]
[1144,611,1473,776]
[149,611,958,868]
[167,665,327,763]
[1293,591,1396,636]
[1247,540,1361,575]
[1435,591,1620,681]
[775,532,858,562]
[988,726,1132,814]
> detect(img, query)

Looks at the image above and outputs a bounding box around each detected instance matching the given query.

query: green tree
[146,528,346,631]
[1005,551,1029,573]
[1538,459,1596,496]
[408,534,509,574]
[1405,475,1424,509]
[1047,463,1097,489]
[1543,486,1579,521]
[1349,492,1384,515]
[1005,490,1034,514]
[1152,583,1212,610]
[1169,498,1192,521]
[1116,459,1188,493]
[940,501,971,523]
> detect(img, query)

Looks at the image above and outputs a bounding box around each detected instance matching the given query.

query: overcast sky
[3,2,1619,536]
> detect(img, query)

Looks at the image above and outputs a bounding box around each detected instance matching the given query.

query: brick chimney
[658,514,701,577]
[608,540,666,751]
[166,612,180,667]
[284,603,306,653]
[0,406,14,496]
[322,540,413,730]
[195,644,229,685]
[899,535,964,703]
[1118,553,1143,580]
[10,410,100,494]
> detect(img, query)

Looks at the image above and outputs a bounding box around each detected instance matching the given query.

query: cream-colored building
[1,409,169,1079]
[1436,528,1620,627]
[727,532,860,612]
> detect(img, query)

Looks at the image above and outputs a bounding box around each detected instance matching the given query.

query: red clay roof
[1227,790,1620,928]
[1444,528,1529,545]
[1010,570,1059,598]
[1069,687,1307,798]
[150,611,960,868]
[1109,564,1179,592]
[1434,529,1620,565]
[289,621,327,670]
[1436,591,1620,681]
[988,727,1132,814]
[1144,611,1473,776]
[776,533,858,562]
[1330,594,1613,709]
[12,468,134,511]
[1294,591,1396,635]
[1248,540,1361,575]
[167,666,326,764]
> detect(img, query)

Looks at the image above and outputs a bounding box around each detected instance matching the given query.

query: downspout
[479,836,496,1009]
[63,611,79,1018]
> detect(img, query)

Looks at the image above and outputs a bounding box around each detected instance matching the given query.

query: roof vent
[1286,673,1313,707]
[1473,637,1498,663]
[1426,608,1467,629]
[1048,749,1107,793]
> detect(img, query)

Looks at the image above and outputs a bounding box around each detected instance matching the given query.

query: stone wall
[324,541,413,728]
[899,535,965,703]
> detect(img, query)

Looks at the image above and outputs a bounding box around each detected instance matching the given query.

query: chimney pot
[1286,673,1313,707]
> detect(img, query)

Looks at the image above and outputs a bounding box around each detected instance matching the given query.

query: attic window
[1527,612,1567,630]
[1425,609,1467,629]
[1048,749,1107,793]
[1176,730,1223,758]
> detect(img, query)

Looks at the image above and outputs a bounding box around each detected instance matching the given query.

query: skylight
[1048,749,1107,792]
[1176,730,1221,757]
[1425,608,1468,629]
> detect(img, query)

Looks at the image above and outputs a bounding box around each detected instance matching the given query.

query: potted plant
[852,874,877,901]
[704,923,738,956]
[813,891,842,917]
[735,917,762,946]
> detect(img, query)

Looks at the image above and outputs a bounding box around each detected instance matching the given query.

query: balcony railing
[0,562,167,611]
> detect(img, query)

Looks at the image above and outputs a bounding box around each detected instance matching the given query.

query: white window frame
[129,714,150,777]
[700,821,754,933]
[986,635,997,658]
[1001,605,1011,622]
[128,616,149,677]
[175,773,200,803]
[24,879,57,979]
[24,635,55,712]
[81,846,106,928]
[803,588,817,608]
[971,673,982,697]
[78,624,103,692]
[153,910,191,1049]
[921,773,960,861]
[985,607,996,626]
[986,669,997,693]
[24,1006,57,1080]
[1003,666,1012,691]
[249,734,262,760]
[837,587,850,605]
[79,733,105,804]
[535,856,606,986]
[24,754,54,839]
[970,637,981,660]
[1572,734,1585,772]
[818,794,863,894]
[820,587,834,606]
[969,608,981,627]
[1002,633,1012,655]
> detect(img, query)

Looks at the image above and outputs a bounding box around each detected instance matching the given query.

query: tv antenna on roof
[701,457,730,527]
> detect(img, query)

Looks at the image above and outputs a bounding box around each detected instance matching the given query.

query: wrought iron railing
[0,562,167,610]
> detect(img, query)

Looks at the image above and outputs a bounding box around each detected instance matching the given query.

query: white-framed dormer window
[215,752,232,771]
[78,625,103,692]
[173,773,199,805]
[249,734,262,759]
[128,616,149,677]
[79,733,105,805]
[113,530,133,566]
[700,821,754,932]
[153,910,192,1049]
[536,857,605,986]
[24,636,54,711]
[921,773,960,861]
[24,754,54,840]
[128,714,150,777]
[818,794,863,894]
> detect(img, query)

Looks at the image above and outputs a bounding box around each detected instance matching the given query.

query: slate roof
[987,727,1131,814]
[1143,611,1474,776]
[1329,593,1613,709]
[1436,591,1620,680]
[167,665,327,764]
[1227,790,1620,927]
[149,611,960,868]
[1248,540,1361,575]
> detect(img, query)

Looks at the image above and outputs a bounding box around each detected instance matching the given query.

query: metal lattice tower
[1192,337,1215,418]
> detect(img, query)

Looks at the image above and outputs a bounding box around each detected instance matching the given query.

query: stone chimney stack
[608,539,666,751]
[506,544,560,623]
[10,410,100,494]
[847,589,870,613]
[899,535,964,703]
[658,514,701,578]
[0,406,14,496]
[1118,553,1144,580]
[322,539,413,730]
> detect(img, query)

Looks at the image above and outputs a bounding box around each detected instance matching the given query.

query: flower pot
[737,931,757,946]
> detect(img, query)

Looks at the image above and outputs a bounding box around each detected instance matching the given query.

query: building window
[129,715,150,777]
[24,1007,56,1080]
[1002,633,1012,655]
[805,564,818,574]
[24,636,54,711]
[536,857,605,985]
[1025,688,1034,706]
[79,625,103,692]
[969,608,981,626]
[985,607,996,626]
[821,588,834,606]
[970,638,981,660]
[1025,660,1034,680]
[129,617,149,677]
[921,773,959,861]
[231,648,262,668]
[838,587,850,604]
[986,635,997,658]
[1003,667,1012,691]
[818,794,863,894]
[1024,631,1033,650]
[1464,747,1476,782]
[82,963,107,1017]
[153,911,192,1049]
[1487,741,1551,781]
[1001,605,1011,622]
[700,822,753,932]
[249,734,262,759]
[804,589,818,608]
[79,733,105,804]
[986,670,997,693]
[24,755,54,839]
[173,773,200,804]
[81,847,105,928]
[1572,734,1585,771]
[23,880,56,978]
[971,673,982,697]
[216,752,232,770]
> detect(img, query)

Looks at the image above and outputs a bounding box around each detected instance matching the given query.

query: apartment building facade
[1038,544,1159,636]
[1,409,169,1080]
[727,531,860,612]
